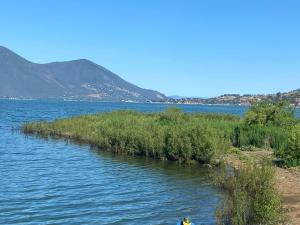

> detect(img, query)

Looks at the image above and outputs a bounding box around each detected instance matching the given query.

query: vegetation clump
[215,162,286,225]
[23,109,237,164]
[23,101,300,167]
[277,124,300,167]
[244,101,296,127]
[232,101,300,166]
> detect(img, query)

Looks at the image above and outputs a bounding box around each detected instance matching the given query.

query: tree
[244,101,296,127]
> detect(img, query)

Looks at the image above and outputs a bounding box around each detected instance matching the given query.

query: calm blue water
[0,100,299,225]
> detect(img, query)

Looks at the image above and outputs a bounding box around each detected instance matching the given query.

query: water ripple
[1,100,285,224]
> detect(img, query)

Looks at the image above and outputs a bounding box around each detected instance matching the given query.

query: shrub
[277,125,300,167]
[216,162,286,225]
[244,101,296,127]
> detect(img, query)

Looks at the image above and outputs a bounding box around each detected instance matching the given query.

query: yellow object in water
[183,218,191,225]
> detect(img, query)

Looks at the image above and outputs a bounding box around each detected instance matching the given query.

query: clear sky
[0,0,299,97]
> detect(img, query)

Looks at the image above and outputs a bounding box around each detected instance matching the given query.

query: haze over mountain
[0,46,166,102]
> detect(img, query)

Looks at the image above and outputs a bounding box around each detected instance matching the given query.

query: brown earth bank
[276,167,300,225]
[223,150,300,225]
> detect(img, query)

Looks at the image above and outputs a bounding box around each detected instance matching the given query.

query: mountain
[0,46,166,102]
[167,90,300,106]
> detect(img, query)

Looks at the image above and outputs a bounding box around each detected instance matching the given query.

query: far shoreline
[1,98,299,110]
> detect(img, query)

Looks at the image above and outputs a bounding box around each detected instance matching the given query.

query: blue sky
[0,0,299,97]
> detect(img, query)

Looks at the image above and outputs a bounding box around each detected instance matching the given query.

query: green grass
[23,107,299,166]
[23,109,239,164]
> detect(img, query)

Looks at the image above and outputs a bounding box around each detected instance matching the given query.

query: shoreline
[1,98,299,108]
[224,150,300,225]
[21,107,299,224]
[26,129,296,224]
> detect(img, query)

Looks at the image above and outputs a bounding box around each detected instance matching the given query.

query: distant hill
[167,90,300,106]
[0,46,166,102]
[168,95,208,100]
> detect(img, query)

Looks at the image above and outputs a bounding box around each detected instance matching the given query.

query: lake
[0,100,299,225]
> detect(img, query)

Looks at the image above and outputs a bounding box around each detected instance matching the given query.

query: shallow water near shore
[1,100,299,224]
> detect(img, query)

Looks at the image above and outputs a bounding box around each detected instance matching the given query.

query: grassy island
[23,101,300,225]
[23,108,238,164]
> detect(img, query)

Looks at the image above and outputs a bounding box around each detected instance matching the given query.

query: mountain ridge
[0,46,166,102]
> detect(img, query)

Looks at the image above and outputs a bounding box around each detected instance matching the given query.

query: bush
[216,162,286,225]
[276,125,300,167]
[244,101,296,127]
[241,100,299,167]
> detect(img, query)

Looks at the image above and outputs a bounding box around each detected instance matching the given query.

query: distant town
[167,89,300,106]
